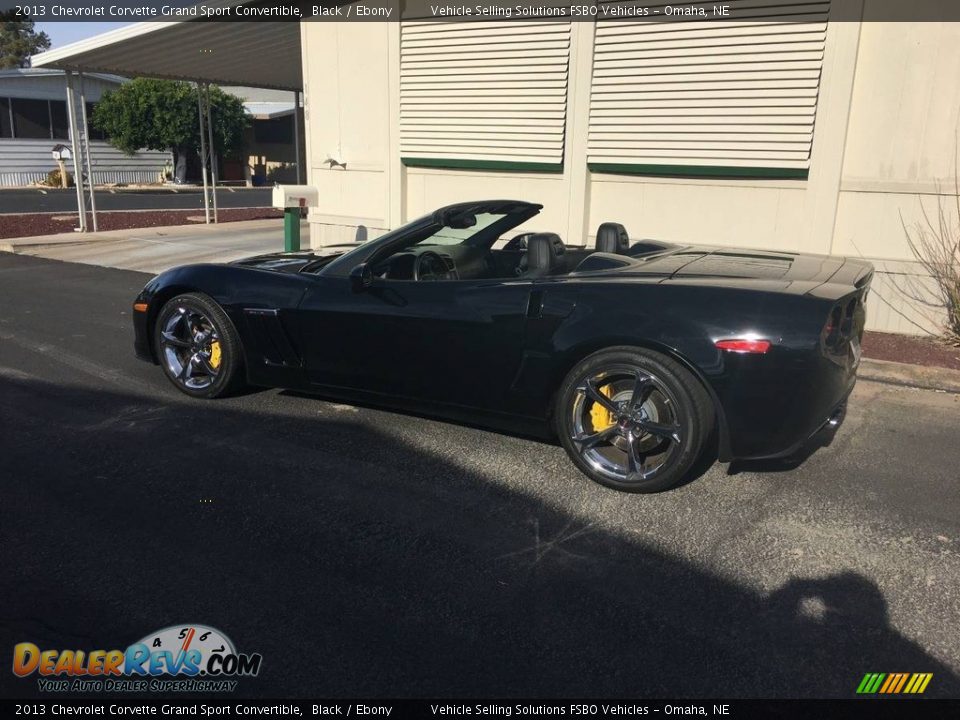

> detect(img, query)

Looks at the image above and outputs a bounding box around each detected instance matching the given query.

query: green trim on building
[402,157,564,173]
[588,163,809,180]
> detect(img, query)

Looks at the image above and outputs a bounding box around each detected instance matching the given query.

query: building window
[587,2,831,179]
[0,98,11,138]
[0,98,106,141]
[399,21,571,173]
[11,98,51,139]
[50,100,69,139]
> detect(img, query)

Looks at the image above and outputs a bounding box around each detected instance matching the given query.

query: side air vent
[243,309,301,367]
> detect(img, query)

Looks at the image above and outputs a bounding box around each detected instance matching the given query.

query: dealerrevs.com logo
[12,624,262,693]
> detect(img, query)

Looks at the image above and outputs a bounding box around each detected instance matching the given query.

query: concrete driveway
[0,252,958,699]
[2,218,299,274]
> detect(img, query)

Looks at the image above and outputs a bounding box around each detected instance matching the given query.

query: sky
[37,22,132,50]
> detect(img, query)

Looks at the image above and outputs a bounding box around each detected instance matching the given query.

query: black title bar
[3,699,960,719]
[3,0,960,22]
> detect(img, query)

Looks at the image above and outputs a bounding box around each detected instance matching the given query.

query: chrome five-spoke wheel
[154,292,243,399]
[557,347,714,492]
[571,367,682,485]
[159,306,222,391]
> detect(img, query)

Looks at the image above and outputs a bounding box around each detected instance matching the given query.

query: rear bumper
[736,389,851,462]
[715,345,859,461]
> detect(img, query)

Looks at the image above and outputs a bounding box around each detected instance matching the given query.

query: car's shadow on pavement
[280,389,724,492]
[1,375,956,699]
[727,407,844,476]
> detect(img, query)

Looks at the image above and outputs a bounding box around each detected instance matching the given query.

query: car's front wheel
[556,347,714,492]
[154,292,244,399]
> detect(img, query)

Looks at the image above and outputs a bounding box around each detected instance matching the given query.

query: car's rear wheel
[154,292,244,399]
[556,347,714,492]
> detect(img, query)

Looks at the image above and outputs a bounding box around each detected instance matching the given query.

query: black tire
[154,292,245,399]
[555,346,715,492]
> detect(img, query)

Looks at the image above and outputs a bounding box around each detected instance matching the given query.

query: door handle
[526,289,545,319]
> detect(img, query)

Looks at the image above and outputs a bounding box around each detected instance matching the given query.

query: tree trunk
[172,147,188,184]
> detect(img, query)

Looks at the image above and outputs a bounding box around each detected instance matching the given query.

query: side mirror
[350,263,373,292]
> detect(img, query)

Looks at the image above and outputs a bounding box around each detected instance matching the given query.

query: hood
[231,245,357,273]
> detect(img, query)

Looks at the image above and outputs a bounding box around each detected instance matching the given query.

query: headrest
[527,232,563,270]
[596,222,629,255]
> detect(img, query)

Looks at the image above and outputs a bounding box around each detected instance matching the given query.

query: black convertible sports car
[133,200,872,492]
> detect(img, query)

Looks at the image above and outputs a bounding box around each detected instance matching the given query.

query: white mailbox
[273,184,319,209]
[51,144,72,161]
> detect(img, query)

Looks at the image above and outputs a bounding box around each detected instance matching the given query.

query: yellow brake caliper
[590,383,616,431]
[209,341,222,370]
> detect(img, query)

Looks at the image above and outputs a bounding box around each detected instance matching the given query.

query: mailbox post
[272,185,319,252]
[283,206,300,252]
[51,144,71,188]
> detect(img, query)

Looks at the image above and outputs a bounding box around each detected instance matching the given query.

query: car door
[296,274,536,412]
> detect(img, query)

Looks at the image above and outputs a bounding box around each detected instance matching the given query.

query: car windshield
[414,212,507,246]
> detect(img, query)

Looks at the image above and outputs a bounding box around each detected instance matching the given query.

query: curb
[860,357,960,394]
[0,218,287,251]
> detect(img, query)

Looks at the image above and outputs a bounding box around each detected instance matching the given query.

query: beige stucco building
[32,2,960,336]
[300,10,960,336]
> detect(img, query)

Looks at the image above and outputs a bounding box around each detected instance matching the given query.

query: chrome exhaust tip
[827,404,846,429]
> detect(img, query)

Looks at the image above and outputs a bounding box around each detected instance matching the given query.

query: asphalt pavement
[1,252,959,699]
[0,187,272,214]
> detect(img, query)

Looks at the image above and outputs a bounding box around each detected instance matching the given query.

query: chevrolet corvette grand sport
[133,200,872,492]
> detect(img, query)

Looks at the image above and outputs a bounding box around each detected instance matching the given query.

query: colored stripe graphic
[856,673,885,693]
[882,673,905,693]
[893,673,910,693]
[857,672,932,694]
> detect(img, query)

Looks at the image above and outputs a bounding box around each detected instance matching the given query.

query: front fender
[132,264,311,387]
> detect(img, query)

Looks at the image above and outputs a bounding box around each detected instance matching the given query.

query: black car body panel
[134,200,871,462]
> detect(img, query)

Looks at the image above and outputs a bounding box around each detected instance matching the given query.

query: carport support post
[77,72,98,232]
[284,206,300,252]
[204,84,218,223]
[64,71,87,232]
[196,83,211,224]
[292,90,302,184]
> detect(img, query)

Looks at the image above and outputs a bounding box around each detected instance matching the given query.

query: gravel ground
[863,331,960,371]
[0,208,283,239]
[0,187,272,215]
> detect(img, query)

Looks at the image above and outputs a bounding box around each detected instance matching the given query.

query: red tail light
[824,315,836,337]
[715,339,772,354]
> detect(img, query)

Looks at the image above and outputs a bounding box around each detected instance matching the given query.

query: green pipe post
[284,207,300,252]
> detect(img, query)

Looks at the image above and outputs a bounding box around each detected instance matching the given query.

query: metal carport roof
[30,8,305,232]
[32,17,301,91]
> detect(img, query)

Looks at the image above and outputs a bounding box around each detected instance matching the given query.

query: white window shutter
[588,0,831,177]
[401,21,571,170]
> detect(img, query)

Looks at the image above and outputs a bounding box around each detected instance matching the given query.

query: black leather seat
[596,222,629,255]
[520,232,564,278]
